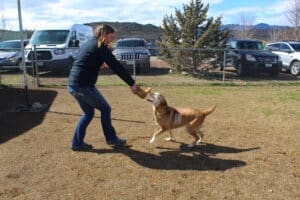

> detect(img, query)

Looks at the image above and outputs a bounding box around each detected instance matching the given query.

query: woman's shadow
[84,142,259,171]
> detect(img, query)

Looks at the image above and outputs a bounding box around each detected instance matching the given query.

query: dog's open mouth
[146,97,153,102]
[146,93,154,102]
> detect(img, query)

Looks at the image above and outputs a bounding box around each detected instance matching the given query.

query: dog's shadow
[84,143,260,171]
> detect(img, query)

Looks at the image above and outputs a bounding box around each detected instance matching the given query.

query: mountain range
[85,22,291,41]
[221,23,290,30]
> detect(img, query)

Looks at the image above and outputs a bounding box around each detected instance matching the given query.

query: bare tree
[286,0,300,40]
[0,14,8,41]
[268,28,282,42]
[234,13,256,39]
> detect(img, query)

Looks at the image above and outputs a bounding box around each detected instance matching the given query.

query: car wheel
[143,62,151,73]
[52,58,73,75]
[236,61,246,76]
[26,67,35,76]
[65,58,74,75]
[219,63,224,71]
[16,59,23,71]
[290,61,300,76]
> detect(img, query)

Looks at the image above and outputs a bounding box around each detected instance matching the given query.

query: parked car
[223,39,282,76]
[266,41,300,76]
[0,39,29,70]
[113,38,151,73]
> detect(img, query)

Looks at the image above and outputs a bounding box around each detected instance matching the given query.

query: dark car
[0,39,29,70]
[223,39,282,76]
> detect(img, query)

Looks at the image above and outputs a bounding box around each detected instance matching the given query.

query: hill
[221,23,290,30]
[85,21,162,41]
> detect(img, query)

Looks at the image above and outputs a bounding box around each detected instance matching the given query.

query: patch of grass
[261,108,274,117]
[288,110,300,119]
[278,91,300,102]
[174,87,223,96]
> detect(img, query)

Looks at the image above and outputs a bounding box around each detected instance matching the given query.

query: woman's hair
[94,24,115,47]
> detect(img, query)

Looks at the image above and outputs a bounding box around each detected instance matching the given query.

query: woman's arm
[103,48,135,87]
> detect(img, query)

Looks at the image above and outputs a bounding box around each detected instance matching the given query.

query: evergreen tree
[158,0,228,74]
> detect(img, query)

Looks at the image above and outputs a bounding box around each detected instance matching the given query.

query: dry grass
[0,83,299,199]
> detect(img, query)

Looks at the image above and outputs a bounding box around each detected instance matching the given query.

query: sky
[0,0,292,31]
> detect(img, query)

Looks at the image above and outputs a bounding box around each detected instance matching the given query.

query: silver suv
[266,41,300,76]
[113,38,150,73]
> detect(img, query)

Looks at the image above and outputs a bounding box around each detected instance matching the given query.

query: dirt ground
[0,80,299,199]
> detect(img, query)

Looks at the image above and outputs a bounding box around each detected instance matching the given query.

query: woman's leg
[81,87,118,141]
[68,86,95,148]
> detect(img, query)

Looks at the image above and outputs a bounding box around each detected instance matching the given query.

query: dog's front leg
[150,128,165,143]
[165,130,173,141]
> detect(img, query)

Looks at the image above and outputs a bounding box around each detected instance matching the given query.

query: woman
[68,24,139,151]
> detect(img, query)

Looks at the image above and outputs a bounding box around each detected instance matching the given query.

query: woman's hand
[130,84,140,94]
[100,62,109,69]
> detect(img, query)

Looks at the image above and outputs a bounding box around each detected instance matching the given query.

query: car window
[30,30,69,45]
[270,43,281,48]
[267,43,281,51]
[116,40,146,48]
[237,41,264,50]
[280,44,291,51]
[289,43,300,51]
[0,41,22,49]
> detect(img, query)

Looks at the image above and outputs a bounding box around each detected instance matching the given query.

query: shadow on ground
[0,86,57,144]
[83,143,259,171]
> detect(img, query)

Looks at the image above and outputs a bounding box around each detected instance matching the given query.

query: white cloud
[0,0,291,31]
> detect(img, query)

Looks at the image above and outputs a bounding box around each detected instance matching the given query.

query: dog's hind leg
[165,130,173,141]
[196,131,204,144]
[185,125,200,148]
[150,127,166,143]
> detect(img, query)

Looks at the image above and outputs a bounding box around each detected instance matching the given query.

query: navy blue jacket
[68,38,135,87]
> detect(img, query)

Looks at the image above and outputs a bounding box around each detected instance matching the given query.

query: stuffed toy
[135,86,151,99]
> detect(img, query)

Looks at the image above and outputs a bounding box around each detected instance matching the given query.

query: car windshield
[290,43,300,51]
[116,40,146,48]
[0,41,22,49]
[30,30,69,45]
[237,41,264,50]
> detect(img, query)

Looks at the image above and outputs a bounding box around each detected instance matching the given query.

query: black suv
[223,39,282,76]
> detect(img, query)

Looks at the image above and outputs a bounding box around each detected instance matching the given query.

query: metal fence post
[133,48,136,80]
[222,49,226,84]
[33,45,40,87]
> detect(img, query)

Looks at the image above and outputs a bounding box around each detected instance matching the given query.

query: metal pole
[33,44,40,86]
[17,0,30,108]
[133,48,136,80]
[222,49,226,84]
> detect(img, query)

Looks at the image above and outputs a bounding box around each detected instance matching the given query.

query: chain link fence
[0,46,296,88]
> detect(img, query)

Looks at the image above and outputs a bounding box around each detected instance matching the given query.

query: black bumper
[25,58,72,72]
[241,60,282,73]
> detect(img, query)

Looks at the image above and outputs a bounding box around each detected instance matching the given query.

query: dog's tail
[203,102,216,116]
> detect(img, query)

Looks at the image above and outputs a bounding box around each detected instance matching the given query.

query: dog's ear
[159,95,167,106]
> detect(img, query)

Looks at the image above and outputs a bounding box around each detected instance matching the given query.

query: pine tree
[158,0,228,74]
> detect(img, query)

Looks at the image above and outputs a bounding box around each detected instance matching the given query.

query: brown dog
[147,92,216,147]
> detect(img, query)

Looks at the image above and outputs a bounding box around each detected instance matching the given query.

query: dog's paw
[149,137,155,143]
[196,138,202,144]
[187,143,195,148]
[165,137,172,141]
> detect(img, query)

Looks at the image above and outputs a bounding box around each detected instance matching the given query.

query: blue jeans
[68,85,117,147]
